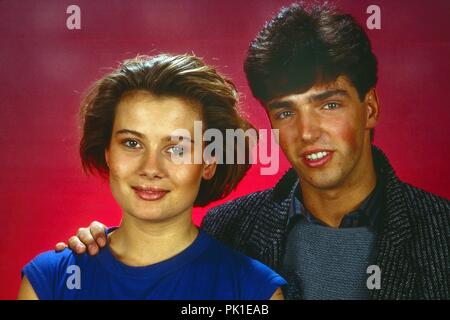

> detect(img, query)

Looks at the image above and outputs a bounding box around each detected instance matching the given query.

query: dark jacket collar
[271,145,412,240]
[268,145,415,298]
[271,146,411,233]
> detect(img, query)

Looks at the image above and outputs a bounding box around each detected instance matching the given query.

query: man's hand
[55,221,107,255]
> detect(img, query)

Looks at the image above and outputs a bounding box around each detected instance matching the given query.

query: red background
[1,0,449,299]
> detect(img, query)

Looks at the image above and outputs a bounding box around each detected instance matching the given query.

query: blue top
[22,229,286,300]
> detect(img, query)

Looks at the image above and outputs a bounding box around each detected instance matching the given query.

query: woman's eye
[123,139,141,149]
[167,145,185,155]
[323,102,340,110]
[277,111,294,120]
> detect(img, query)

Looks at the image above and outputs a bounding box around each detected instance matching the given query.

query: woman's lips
[132,187,169,201]
[301,150,334,168]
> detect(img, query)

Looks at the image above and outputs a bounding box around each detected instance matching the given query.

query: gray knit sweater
[201,146,450,299]
[282,220,376,299]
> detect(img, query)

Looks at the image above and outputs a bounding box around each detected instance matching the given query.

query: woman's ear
[104,148,110,168]
[202,157,217,180]
[365,88,380,129]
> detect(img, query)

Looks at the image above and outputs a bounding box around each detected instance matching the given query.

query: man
[59,2,449,299]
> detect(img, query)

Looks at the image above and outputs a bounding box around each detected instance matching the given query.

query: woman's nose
[139,151,165,179]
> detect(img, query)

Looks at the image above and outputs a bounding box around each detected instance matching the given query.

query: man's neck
[300,151,377,228]
[108,211,198,267]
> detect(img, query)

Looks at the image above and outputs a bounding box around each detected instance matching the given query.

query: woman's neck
[107,212,198,267]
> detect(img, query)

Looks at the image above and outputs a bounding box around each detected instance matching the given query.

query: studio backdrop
[1,0,449,299]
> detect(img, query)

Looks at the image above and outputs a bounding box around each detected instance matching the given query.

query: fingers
[77,227,100,255]
[68,235,87,255]
[63,221,108,256]
[55,242,67,252]
[89,221,107,248]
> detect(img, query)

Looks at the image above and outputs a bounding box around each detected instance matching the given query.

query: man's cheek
[330,120,359,153]
[278,126,298,149]
[278,136,294,159]
[343,130,359,153]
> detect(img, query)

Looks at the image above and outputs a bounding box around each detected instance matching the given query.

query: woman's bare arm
[269,287,284,300]
[17,276,39,300]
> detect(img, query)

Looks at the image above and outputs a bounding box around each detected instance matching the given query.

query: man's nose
[296,111,321,143]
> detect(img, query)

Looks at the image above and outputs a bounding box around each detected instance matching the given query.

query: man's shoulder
[398,183,450,293]
[200,169,297,250]
[209,188,275,215]
[202,168,298,226]
[401,182,450,218]
[200,187,279,247]
[399,183,450,251]
[202,188,275,228]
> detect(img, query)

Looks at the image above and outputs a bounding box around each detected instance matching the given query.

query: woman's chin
[124,208,182,223]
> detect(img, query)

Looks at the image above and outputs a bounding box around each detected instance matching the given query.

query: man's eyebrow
[267,89,350,110]
[115,129,145,138]
[309,89,350,102]
[267,100,294,111]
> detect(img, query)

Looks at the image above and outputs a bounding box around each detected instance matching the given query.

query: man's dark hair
[244,1,378,105]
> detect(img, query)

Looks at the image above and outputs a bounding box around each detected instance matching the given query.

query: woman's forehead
[113,91,203,138]
[116,92,202,121]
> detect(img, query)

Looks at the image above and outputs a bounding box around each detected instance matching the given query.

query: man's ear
[365,88,380,129]
[202,157,217,180]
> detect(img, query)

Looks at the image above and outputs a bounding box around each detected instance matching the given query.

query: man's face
[266,76,378,192]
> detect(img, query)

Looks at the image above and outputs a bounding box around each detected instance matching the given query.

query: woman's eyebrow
[115,129,145,138]
[115,129,194,143]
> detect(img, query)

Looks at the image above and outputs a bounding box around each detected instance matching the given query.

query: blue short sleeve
[239,257,287,300]
[22,250,71,300]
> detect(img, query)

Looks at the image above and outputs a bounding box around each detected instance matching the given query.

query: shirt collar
[288,178,384,229]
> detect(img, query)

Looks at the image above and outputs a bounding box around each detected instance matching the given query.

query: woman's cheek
[111,150,141,176]
[171,164,204,188]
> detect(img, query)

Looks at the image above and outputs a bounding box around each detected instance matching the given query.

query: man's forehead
[266,76,355,107]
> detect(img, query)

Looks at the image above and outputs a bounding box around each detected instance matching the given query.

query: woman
[18,54,285,300]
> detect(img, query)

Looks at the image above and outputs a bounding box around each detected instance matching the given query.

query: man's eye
[167,145,185,155]
[323,102,340,110]
[123,140,141,149]
[277,111,294,120]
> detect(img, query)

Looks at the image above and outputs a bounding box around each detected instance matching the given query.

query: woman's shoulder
[25,248,87,272]
[200,231,286,299]
[201,231,286,279]
[22,248,91,299]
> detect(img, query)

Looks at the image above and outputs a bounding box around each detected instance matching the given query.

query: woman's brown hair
[80,53,255,206]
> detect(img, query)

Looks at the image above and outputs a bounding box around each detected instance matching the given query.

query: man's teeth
[306,151,329,160]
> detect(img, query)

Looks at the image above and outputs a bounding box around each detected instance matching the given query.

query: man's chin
[300,174,344,191]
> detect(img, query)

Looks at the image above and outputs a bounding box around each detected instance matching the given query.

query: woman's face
[105,90,216,223]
